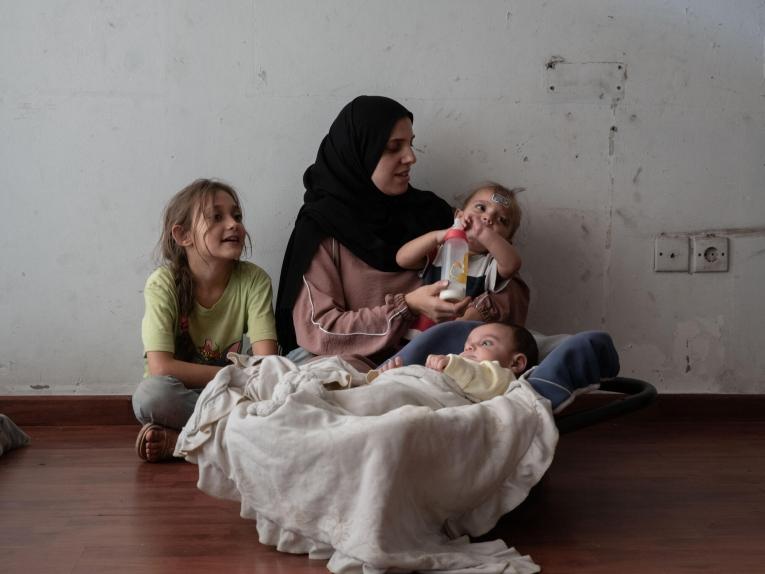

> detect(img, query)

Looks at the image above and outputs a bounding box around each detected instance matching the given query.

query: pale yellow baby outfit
[443,354,516,402]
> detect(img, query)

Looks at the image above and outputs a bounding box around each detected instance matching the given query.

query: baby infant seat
[390,320,657,433]
[176,322,656,574]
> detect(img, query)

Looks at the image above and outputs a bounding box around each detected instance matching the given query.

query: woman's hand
[404,281,471,322]
[425,354,450,372]
[377,356,403,373]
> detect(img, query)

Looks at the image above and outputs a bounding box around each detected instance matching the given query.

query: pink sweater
[292,237,530,363]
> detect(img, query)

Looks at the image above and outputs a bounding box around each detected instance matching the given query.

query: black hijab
[275,96,454,352]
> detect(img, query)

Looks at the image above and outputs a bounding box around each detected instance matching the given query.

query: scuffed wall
[1,1,763,394]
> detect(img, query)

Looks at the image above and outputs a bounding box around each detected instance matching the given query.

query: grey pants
[132,376,202,430]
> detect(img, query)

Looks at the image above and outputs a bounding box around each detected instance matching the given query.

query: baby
[378,322,539,402]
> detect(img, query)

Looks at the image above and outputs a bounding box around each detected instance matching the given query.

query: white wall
[1,1,763,394]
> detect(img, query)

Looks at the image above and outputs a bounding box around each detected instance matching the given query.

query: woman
[275,96,529,366]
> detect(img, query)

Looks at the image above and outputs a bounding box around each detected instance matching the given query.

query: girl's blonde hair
[462,181,525,240]
[157,178,250,319]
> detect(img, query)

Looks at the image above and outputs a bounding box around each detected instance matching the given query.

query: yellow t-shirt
[141,262,276,376]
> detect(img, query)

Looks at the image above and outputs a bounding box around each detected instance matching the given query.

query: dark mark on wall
[685,355,692,373]
[609,126,618,156]
[633,166,643,184]
[30,384,50,390]
[545,55,566,70]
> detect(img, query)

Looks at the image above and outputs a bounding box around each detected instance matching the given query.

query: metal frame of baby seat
[554,377,657,434]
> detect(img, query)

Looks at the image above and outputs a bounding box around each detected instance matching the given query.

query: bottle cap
[443,227,467,242]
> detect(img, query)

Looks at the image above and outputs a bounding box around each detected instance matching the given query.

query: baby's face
[460,324,516,367]
[456,188,514,251]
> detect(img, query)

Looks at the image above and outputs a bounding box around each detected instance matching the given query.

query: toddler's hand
[425,354,450,372]
[462,214,499,247]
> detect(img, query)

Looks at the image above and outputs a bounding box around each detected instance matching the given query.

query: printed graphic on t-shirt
[174,333,242,366]
[199,339,242,364]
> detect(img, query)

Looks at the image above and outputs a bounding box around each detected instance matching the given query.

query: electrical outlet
[691,236,729,273]
[654,237,689,272]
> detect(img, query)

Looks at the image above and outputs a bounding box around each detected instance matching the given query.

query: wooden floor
[1,408,764,573]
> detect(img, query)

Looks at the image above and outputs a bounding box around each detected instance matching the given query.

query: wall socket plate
[691,236,729,273]
[654,236,689,272]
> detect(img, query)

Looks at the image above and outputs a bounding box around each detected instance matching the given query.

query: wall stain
[662,226,765,238]
[632,166,643,184]
[615,208,637,229]
[30,384,50,390]
[608,125,618,156]
[685,355,691,373]
[545,55,566,69]
[581,223,589,236]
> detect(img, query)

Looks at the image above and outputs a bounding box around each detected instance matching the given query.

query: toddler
[396,182,524,334]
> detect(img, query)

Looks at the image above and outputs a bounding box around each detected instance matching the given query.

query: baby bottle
[439,219,469,301]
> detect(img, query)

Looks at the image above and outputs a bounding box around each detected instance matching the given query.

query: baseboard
[566,392,765,421]
[0,396,137,426]
[1,393,764,426]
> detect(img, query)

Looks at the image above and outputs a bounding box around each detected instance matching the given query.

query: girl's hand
[425,354,450,372]
[405,281,472,322]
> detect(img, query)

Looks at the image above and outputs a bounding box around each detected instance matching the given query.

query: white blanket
[176,355,559,574]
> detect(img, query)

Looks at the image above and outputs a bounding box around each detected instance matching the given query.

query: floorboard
[1,415,764,573]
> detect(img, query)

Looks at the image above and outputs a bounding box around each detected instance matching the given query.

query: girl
[133,179,277,462]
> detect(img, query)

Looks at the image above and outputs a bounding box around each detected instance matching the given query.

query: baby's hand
[425,354,450,372]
